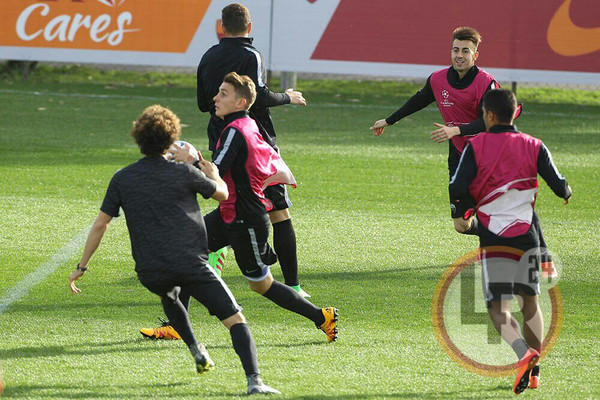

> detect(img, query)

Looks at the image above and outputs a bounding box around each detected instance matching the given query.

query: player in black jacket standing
[196,3,309,297]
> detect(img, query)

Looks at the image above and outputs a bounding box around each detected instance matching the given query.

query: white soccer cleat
[247,375,281,395]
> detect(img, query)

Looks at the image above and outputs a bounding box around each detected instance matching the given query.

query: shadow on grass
[4,300,158,313]
[0,336,332,361]
[0,339,175,360]
[220,264,448,287]
[1,383,510,399]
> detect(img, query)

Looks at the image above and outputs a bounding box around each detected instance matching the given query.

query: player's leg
[229,222,338,342]
[139,209,229,340]
[187,268,279,394]
[221,313,280,394]
[483,253,539,394]
[138,276,214,373]
[487,298,539,394]
[265,184,310,297]
[515,247,543,390]
[518,290,543,389]
[207,247,228,277]
[448,145,478,235]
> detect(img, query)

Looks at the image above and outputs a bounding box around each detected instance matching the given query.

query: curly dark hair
[130,105,181,157]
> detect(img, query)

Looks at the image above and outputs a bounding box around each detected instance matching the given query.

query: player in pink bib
[449,89,571,394]
[371,27,497,232]
[369,27,556,271]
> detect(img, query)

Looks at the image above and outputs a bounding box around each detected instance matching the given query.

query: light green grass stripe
[0,227,89,314]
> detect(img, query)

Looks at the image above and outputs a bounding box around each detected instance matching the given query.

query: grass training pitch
[0,66,599,399]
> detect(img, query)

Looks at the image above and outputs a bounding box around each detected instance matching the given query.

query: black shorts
[263,184,292,211]
[204,209,278,281]
[448,143,475,219]
[138,266,241,321]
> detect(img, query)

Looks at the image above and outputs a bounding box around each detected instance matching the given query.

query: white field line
[0,89,595,118]
[0,227,89,314]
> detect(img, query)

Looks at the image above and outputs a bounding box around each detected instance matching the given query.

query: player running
[449,89,572,394]
[68,105,280,395]
[144,73,338,343]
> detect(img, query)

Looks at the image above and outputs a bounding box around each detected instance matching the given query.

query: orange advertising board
[0,0,212,53]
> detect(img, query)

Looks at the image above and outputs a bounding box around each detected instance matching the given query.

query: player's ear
[247,22,252,34]
[473,50,479,62]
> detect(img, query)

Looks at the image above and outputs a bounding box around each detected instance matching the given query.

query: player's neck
[224,33,249,39]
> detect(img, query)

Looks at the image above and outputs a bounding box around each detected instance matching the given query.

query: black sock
[160,294,196,347]
[262,281,324,325]
[230,323,259,377]
[272,219,299,286]
[461,219,479,236]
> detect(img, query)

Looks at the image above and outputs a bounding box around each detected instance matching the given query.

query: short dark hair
[452,26,482,48]
[482,89,518,123]
[223,72,256,109]
[222,3,250,35]
[130,105,181,157]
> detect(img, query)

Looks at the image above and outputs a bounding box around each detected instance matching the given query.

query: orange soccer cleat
[317,307,339,342]
[140,318,182,340]
[513,348,540,394]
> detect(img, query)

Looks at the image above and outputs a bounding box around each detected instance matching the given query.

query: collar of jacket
[223,110,250,125]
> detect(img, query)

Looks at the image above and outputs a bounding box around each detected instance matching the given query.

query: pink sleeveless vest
[218,117,296,223]
[468,131,542,237]
[430,68,495,153]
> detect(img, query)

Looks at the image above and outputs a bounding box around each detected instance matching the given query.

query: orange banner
[0,0,212,53]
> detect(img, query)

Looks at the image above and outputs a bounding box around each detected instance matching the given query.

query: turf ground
[0,66,599,399]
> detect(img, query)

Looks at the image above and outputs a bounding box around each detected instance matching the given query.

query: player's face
[214,82,245,118]
[451,39,479,76]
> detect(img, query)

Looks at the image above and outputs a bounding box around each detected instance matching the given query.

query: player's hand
[286,89,306,106]
[430,123,460,143]
[169,142,199,164]
[199,160,220,180]
[69,269,85,294]
[563,185,573,205]
[370,119,389,136]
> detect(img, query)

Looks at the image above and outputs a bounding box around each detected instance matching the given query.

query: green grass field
[1,65,599,399]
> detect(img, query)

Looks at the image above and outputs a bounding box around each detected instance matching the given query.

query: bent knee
[222,312,246,329]
[268,208,290,224]
[248,274,274,294]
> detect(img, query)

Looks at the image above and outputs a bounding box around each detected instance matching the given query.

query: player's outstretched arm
[69,211,113,294]
[370,119,390,136]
